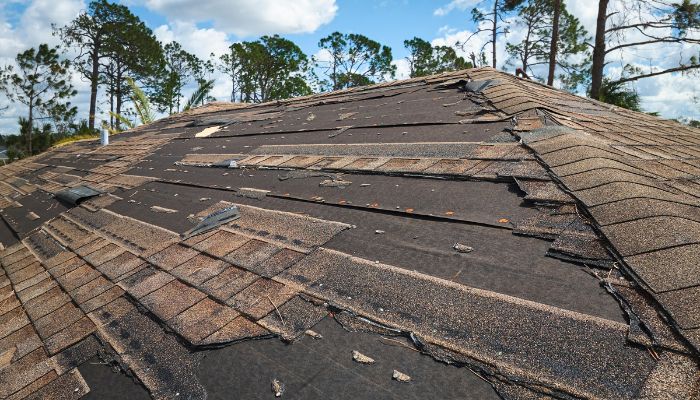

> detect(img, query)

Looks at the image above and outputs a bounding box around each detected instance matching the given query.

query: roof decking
[1,67,699,399]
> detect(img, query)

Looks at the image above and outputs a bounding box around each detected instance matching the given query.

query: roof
[1,67,699,399]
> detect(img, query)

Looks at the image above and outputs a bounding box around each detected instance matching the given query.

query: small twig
[449,268,464,281]
[129,190,138,198]
[378,336,419,352]
[467,367,491,384]
[267,295,285,327]
[647,347,660,361]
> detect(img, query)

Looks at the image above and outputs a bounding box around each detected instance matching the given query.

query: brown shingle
[34,301,84,340]
[168,298,239,344]
[200,266,258,302]
[223,239,280,270]
[146,244,199,270]
[0,348,54,398]
[191,229,249,258]
[95,251,144,280]
[171,254,228,285]
[229,278,297,319]
[16,277,57,303]
[24,286,70,321]
[140,280,207,321]
[44,316,95,355]
[200,316,269,345]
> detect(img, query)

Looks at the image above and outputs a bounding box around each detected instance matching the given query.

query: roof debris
[352,350,376,364]
[453,243,473,253]
[271,379,284,397]
[150,205,178,214]
[181,204,240,239]
[392,370,411,383]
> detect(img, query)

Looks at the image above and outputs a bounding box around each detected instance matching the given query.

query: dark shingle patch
[278,248,654,399]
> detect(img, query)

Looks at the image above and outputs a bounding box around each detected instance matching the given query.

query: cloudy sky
[1,0,699,134]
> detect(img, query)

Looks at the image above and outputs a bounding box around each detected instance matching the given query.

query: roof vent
[54,185,101,206]
[181,204,240,239]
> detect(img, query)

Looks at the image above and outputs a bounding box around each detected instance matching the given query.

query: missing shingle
[277,170,339,181]
[463,79,499,93]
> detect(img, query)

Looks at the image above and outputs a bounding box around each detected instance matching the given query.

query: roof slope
[0,67,699,400]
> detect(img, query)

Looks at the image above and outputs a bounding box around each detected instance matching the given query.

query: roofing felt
[0,67,699,399]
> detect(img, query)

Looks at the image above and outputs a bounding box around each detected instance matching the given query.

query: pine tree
[316,32,396,90]
[0,44,76,155]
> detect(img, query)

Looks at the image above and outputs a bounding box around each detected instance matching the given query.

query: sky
[1,0,699,134]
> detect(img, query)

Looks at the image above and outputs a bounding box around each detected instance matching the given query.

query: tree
[316,32,396,90]
[56,0,112,131]
[151,42,202,114]
[218,36,312,103]
[457,0,517,68]
[590,0,700,99]
[106,76,155,133]
[0,44,76,155]
[99,5,161,131]
[504,0,589,86]
[404,37,471,77]
[247,35,311,101]
[184,79,215,111]
[547,0,562,85]
[216,44,244,102]
[598,78,642,111]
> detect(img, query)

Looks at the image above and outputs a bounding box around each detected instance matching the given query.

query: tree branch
[613,64,700,85]
[605,37,700,53]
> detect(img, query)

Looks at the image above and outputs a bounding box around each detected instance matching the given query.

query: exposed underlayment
[1,68,699,399]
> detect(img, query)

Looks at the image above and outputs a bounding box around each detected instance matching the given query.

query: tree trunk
[115,65,122,131]
[88,46,100,131]
[590,0,609,99]
[547,0,562,86]
[109,67,114,130]
[492,0,499,68]
[27,101,33,156]
[231,73,236,102]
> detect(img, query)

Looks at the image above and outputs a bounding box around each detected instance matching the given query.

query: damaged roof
[1,67,699,400]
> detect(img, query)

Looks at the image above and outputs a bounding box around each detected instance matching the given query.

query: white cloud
[0,0,86,134]
[20,0,84,47]
[392,58,410,80]
[142,0,337,37]
[154,21,230,59]
[434,0,480,17]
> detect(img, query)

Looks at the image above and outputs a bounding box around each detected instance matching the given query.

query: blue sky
[127,0,475,63]
[1,0,699,134]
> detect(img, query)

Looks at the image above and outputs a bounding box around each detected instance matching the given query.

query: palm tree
[105,77,155,133]
[183,79,215,111]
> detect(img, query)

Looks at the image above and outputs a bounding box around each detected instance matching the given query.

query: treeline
[0,0,698,161]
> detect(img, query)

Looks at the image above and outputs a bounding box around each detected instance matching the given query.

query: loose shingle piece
[1,67,699,399]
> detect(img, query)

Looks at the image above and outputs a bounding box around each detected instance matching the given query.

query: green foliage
[316,32,396,90]
[404,37,471,77]
[673,0,700,35]
[217,35,311,103]
[57,0,162,130]
[596,78,641,111]
[184,79,215,111]
[105,76,155,133]
[3,118,60,160]
[0,44,77,155]
[151,41,203,114]
[126,77,155,125]
[504,0,590,88]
